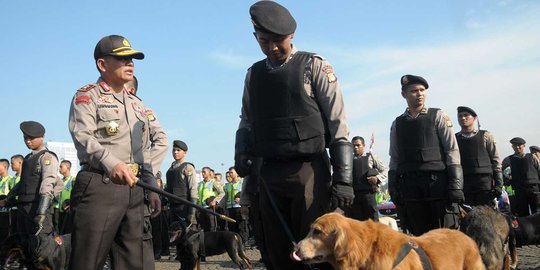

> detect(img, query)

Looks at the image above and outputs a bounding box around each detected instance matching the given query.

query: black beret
[250,1,297,35]
[457,106,477,117]
[400,74,429,90]
[94,35,144,60]
[20,121,45,137]
[530,146,540,153]
[510,137,526,145]
[173,140,188,151]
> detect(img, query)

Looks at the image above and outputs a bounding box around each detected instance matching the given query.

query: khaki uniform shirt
[145,108,168,176]
[239,46,349,146]
[68,78,152,176]
[33,147,62,198]
[389,107,461,171]
[456,129,502,173]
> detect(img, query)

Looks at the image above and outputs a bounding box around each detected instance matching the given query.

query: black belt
[400,171,444,178]
[264,155,318,163]
[80,164,105,174]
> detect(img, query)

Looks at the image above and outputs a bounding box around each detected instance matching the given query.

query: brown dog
[292,213,484,270]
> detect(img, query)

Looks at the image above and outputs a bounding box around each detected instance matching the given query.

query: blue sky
[1,0,539,176]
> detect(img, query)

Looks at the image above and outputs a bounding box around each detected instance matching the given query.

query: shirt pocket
[96,109,121,138]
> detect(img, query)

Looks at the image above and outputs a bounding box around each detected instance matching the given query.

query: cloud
[209,50,254,69]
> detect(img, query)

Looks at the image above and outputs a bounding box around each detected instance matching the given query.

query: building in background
[46,141,79,176]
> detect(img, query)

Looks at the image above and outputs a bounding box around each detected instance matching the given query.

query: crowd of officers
[1,1,539,270]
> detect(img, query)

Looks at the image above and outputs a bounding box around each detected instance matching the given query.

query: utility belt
[399,170,445,179]
[264,154,318,163]
[80,163,142,177]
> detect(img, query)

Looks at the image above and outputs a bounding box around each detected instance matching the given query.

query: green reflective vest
[0,175,12,195]
[197,179,217,206]
[56,175,75,212]
[226,179,242,208]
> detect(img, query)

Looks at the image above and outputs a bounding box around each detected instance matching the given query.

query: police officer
[530,145,540,161]
[455,106,503,207]
[502,137,540,216]
[234,2,353,269]
[68,34,160,270]
[226,167,249,245]
[388,75,463,236]
[15,121,62,236]
[165,140,198,225]
[348,136,388,222]
[197,166,225,232]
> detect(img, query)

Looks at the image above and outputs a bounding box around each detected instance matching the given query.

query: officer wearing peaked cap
[455,106,502,207]
[15,121,62,236]
[68,35,158,270]
[502,137,540,216]
[235,1,353,269]
[388,74,464,236]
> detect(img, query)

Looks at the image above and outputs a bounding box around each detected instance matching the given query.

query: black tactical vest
[17,150,54,203]
[249,52,326,158]
[353,154,371,191]
[510,154,540,184]
[456,130,492,175]
[165,162,193,204]
[396,108,445,173]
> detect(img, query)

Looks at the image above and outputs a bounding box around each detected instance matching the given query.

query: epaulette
[127,90,142,101]
[78,84,97,92]
[313,54,326,60]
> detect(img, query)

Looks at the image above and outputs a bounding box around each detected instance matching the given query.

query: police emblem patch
[322,65,337,83]
[443,114,453,127]
[146,109,156,122]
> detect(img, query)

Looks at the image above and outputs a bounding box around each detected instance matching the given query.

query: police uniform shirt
[31,147,61,198]
[456,129,502,173]
[170,160,198,201]
[239,45,349,145]
[354,152,388,184]
[389,107,461,171]
[69,78,152,174]
[145,108,168,176]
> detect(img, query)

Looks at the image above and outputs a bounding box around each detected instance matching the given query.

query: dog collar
[392,241,432,270]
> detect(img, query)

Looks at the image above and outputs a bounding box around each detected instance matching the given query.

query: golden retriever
[291,213,484,270]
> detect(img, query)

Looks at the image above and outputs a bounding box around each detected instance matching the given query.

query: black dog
[509,211,540,247]
[0,233,71,270]
[169,221,252,270]
[460,206,517,270]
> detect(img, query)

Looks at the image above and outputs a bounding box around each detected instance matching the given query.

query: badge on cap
[106,121,120,136]
[322,65,337,83]
[401,76,409,85]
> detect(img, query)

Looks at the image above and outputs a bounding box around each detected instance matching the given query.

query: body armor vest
[249,51,326,158]
[353,154,371,191]
[456,130,492,175]
[18,150,55,203]
[396,108,445,173]
[510,154,540,185]
[166,162,192,205]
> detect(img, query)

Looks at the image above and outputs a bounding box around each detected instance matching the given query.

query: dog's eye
[312,228,322,235]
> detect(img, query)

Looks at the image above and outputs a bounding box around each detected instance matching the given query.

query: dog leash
[392,241,432,270]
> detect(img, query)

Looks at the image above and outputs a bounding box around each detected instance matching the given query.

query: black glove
[329,142,354,209]
[447,165,464,203]
[234,128,252,177]
[388,170,403,206]
[491,171,504,198]
[34,195,52,227]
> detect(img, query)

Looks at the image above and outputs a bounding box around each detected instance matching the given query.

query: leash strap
[392,241,432,270]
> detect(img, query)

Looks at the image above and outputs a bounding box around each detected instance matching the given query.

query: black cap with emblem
[173,140,188,151]
[530,145,540,153]
[510,137,526,145]
[401,74,429,90]
[457,106,477,117]
[20,121,45,138]
[250,1,297,35]
[94,35,145,60]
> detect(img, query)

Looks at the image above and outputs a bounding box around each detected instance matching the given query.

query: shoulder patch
[186,167,193,176]
[78,84,96,92]
[442,114,453,127]
[322,65,337,83]
[75,95,91,105]
[146,108,156,122]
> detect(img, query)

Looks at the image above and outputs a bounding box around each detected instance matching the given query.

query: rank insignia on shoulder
[443,114,453,127]
[146,109,156,122]
[43,158,51,166]
[322,65,337,83]
[78,84,96,92]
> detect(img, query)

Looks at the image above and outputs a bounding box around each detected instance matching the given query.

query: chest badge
[106,121,120,136]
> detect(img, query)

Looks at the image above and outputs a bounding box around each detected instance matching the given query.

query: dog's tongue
[290,251,302,262]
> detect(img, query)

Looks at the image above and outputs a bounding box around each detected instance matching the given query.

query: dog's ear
[333,224,348,259]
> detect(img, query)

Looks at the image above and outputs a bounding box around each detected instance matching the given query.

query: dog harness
[392,241,432,270]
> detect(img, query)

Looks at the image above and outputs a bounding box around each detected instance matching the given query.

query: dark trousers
[17,202,54,236]
[464,190,495,207]
[513,184,540,216]
[228,207,249,243]
[347,191,379,221]
[142,202,155,270]
[198,206,218,232]
[151,208,170,257]
[400,171,457,236]
[68,171,144,270]
[259,155,332,270]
